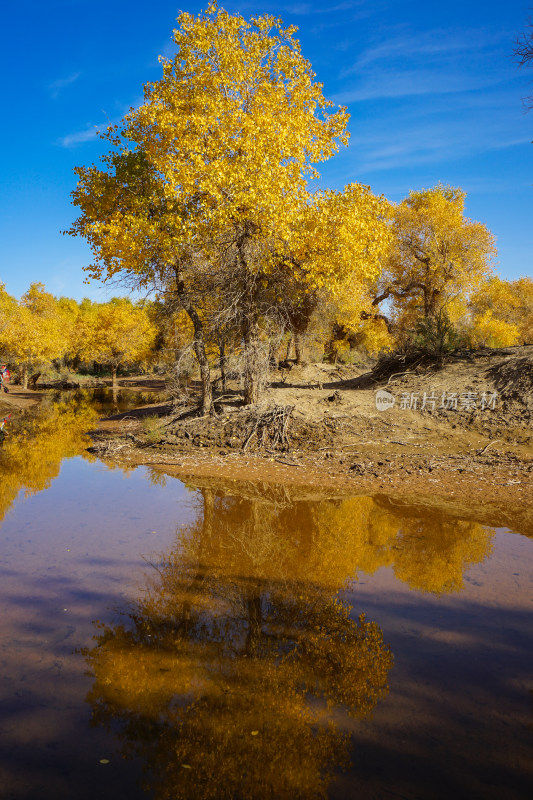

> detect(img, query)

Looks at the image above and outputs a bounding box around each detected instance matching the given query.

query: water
[51,387,170,416]
[0,398,532,799]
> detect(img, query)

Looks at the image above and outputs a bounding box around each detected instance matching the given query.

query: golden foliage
[0,284,18,347]
[0,283,68,385]
[466,310,520,348]
[77,298,156,378]
[379,185,496,340]
[68,8,351,286]
[0,397,98,525]
[132,6,349,250]
[288,184,392,296]
[66,6,393,395]
[467,276,533,346]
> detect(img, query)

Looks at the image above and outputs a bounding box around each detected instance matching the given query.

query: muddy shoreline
[88,346,533,536]
[3,347,532,533]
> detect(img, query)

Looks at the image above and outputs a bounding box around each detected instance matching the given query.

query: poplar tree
[68,4,389,409]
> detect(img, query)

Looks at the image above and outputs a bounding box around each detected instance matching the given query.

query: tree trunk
[235,227,264,405]
[294,332,303,365]
[268,341,278,369]
[175,268,212,416]
[111,366,118,389]
[285,335,293,361]
[243,318,261,405]
[218,336,227,393]
[21,367,28,390]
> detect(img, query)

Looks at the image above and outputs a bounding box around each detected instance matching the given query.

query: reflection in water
[338,496,495,593]
[53,387,169,416]
[0,398,524,800]
[83,485,496,799]
[84,489,394,799]
[0,391,503,799]
[0,396,99,524]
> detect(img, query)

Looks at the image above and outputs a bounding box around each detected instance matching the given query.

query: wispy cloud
[334,69,502,103]
[283,2,313,12]
[348,120,530,174]
[348,29,502,73]
[48,72,80,99]
[339,26,509,78]
[158,39,178,62]
[58,102,140,148]
[283,1,364,15]
[59,124,101,148]
[310,3,386,35]
[335,27,507,102]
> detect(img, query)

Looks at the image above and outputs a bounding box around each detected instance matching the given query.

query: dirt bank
[87,345,532,517]
[0,387,44,414]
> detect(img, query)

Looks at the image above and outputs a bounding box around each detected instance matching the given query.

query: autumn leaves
[67,6,390,411]
[0,286,156,388]
[63,6,530,410]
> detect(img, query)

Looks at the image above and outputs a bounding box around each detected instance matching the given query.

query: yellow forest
[1,223,531,395]
[1,7,531,404]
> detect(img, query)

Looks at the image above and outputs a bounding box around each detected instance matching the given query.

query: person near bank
[0,414,11,443]
[0,364,10,393]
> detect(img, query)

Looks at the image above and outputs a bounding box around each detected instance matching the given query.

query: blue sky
[1,0,531,301]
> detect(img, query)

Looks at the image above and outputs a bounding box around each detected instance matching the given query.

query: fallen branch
[477,440,500,456]
[386,370,419,385]
[214,394,243,403]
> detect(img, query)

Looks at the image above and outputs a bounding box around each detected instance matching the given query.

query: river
[0,395,532,799]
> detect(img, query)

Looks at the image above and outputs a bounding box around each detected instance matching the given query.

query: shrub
[142,415,164,444]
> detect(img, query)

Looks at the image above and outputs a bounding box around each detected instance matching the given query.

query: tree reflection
[0,397,99,524]
[389,511,493,593]
[83,489,394,799]
[309,495,494,593]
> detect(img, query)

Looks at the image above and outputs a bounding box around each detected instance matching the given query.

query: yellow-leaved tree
[67,4,389,409]
[55,296,82,372]
[273,184,391,362]
[78,298,156,387]
[467,276,533,346]
[373,185,497,343]
[1,283,67,388]
[0,284,18,355]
